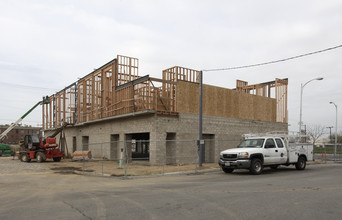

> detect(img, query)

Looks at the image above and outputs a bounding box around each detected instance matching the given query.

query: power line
[203,44,342,72]
[0,81,58,91]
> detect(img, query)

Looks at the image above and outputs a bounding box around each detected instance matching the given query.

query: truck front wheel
[250,158,263,175]
[222,167,234,173]
[295,156,306,170]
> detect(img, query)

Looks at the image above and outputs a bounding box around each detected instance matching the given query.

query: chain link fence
[74,139,238,178]
[314,144,342,162]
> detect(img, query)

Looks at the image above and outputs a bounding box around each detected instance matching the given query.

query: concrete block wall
[46,112,287,165]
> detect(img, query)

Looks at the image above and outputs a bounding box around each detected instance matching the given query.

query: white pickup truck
[218,135,313,175]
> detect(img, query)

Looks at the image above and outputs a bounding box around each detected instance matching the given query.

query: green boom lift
[0,96,50,156]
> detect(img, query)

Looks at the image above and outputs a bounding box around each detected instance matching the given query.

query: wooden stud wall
[42,96,54,129]
[235,78,288,123]
[42,55,179,129]
[161,66,200,114]
[275,78,288,123]
[42,55,288,130]
[162,66,200,83]
[116,55,139,87]
[76,61,115,123]
[43,84,77,129]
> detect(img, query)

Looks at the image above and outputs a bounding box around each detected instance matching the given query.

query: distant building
[0,125,42,145]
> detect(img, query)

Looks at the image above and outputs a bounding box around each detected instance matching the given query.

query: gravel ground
[0,156,49,174]
[0,156,219,176]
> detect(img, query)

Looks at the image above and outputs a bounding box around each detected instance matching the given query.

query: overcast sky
[0,0,341,135]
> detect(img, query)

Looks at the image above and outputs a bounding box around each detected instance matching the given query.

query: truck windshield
[238,139,265,148]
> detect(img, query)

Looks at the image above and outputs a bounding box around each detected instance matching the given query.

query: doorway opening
[130,133,150,160]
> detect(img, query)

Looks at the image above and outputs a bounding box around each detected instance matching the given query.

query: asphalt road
[1,163,342,220]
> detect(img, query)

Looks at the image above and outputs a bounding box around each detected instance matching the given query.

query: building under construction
[43,55,288,165]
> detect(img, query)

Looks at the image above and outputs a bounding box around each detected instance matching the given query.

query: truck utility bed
[287,143,313,163]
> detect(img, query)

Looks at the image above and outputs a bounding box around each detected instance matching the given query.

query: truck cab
[22,135,41,150]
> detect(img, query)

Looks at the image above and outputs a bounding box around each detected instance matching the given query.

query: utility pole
[327,126,333,143]
[198,70,204,166]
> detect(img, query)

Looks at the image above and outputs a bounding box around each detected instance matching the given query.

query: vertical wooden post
[42,102,45,130]
[49,98,52,128]
[63,90,66,124]
[83,82,87,122]
[91,75,95,120]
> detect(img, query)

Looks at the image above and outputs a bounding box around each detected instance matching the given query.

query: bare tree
[307,125,326,146]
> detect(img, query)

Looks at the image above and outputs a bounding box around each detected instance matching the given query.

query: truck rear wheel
[250,158,263,175]
[222,167,234,173]
[295,156,306,170]
[36,152,46,163]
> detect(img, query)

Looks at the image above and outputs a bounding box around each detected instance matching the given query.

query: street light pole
[299,77,324,135]
[329,102,338,160]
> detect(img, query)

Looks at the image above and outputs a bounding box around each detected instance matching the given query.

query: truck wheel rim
[255,162,261,172]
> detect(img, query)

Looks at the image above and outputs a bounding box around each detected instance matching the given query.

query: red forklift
[18,122,71,163]
[18,135,64,163]
[0,96,69,163]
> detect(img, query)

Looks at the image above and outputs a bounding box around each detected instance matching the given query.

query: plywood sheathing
[235,78,288,123]
[176,81,277,122]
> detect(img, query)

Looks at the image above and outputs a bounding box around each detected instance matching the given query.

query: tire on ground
[21,153,31,162]
[295,156,306,170]
[36,152,46,163]
[222,167,234,173]
[250,158,263,175]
